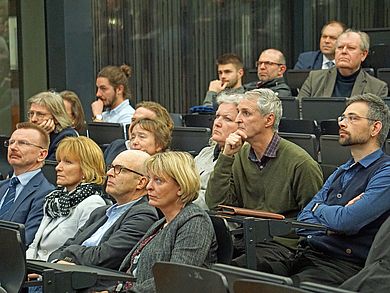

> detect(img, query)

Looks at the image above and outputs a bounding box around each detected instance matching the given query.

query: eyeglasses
[255,61,284,67]
[27,111,52,120]
[4,139,44,149]
[337,114,377,124]
[107,164,144,176]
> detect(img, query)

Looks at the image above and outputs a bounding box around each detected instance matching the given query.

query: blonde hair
[55,136,106,185]
[145,152,200,204]
[60,90,86,133]
[28,91,73,133]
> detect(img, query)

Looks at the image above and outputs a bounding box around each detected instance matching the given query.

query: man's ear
[37,149,48,162]
[137,176,148,190]
[265,113,275,129]
[371,120,382,138]
[116,84,124,96]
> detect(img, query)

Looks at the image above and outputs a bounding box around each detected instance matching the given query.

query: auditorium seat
[87,122,126,150]
[279,132,319,161]
[184,113,215,128]
[285,69,311,96]
[301,97,347,121]
[170,126,211,156]
[153,262,229,293]
[280,97,300,119]
[377,68,390,88]
[234,278,308,293]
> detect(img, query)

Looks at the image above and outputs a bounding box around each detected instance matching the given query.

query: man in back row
[203,53,245,108]
[294,20,347,70]
[298,29,388,98]
[254,93,390,287]
[244,49,292,97]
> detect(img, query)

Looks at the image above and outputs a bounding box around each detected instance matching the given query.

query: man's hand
[38,118,56,134]
[346,192,364,206]
[223,130,247,157]
[91,99,104,117]
[208,80,228,93]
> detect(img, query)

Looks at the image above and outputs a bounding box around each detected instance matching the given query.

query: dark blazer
[298,67,388,98]
[48,195,159,270]
[103,138,127,166]
[340,216,390,292]
[294,50,323,70]
[119,203,218,293]
[48,127,78,161]
[0,171,55,246]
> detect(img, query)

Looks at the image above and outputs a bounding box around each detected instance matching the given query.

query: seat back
[170,113,184,126]
[300,281,357,293]
[301,97,347,121]
[209,215,233,264]
[153,261,229,293]
[234,278,308,293]
[212,263,293,293]
[184,113,215,129]
[42,160,58,185]
[280,97,300,119]
[0,135,11,179]
[377,68,390,88]
[279,119,320,136]
[0,221,26,293]
[385,139,390,155]
[285,69,311,96]
[320,119,339,135]
[87,122,125,149]
[320,135,351,179]
[279,132,319,161]
[170,127,211,156]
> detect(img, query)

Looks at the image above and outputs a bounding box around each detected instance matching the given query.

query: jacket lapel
[323,68,337,96]
[351,70,366,96]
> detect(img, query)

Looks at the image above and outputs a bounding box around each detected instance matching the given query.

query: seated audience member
[244,49,292,97]
[48,150,159,270]
[111,152,217,292]
[294,20,347,70]
[205,89,322,215]
[202,53,245,108]
[104,101,173,165]
[129,118,171,154]
[27,91,78,160]
[26,136,107,261]
[0,122,54,245]
[253,93,390,287]
[298,29,388,98]
[340,215,390,292]
[91,64,135,124]
[194,93,242,209]
[60,90,87,133]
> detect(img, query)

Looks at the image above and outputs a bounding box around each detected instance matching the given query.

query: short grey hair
[244,89,283,131]
[347,93,390,147]
[338,29,370,52]
[217,93,243,106]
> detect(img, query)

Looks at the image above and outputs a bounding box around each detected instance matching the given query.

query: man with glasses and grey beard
[48,150,159,271]
[0,122,54,246]
[253,93,390,287]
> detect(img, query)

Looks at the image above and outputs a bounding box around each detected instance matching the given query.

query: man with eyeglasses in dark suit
[0,122,54,246]
[244,48,292,97]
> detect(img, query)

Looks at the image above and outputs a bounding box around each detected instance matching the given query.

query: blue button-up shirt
[102,100,135,124]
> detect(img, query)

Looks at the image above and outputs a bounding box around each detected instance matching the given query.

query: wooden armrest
[217,205,285,220]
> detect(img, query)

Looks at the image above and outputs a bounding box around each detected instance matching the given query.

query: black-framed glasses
[107,164,144,176]
[4,139,44,149]
[337,114,377,124]
[255,61,284,67]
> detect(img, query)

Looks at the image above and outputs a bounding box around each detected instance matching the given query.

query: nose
[146,180,153,190]
[55,162,63,172]
[130,136,139,147]
[338,117,347,128]
[96,88,102,97]
[214,117,222,128]
[235,112,243,123]
[29,113,38,123]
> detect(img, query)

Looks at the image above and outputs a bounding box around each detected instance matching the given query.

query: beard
[339,133,369,146]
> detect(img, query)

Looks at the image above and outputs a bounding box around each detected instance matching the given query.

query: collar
[12,169,41,187]
[106,100,129,114]
[248,133,281,162]
[106,195,144,217]
[340,148,384,170]
[322,55,334,67]
[213,144,221,161]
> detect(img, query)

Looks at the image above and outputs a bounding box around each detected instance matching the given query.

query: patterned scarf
[45,183,102,218]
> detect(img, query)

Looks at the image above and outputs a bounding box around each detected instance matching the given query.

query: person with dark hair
[298,29,388,98]
[294,20,347,70]
[91,64,135,124]
[60,90,87,133]
[253,93,390,287]
[0,122,54,246]
[202,53,245,107]
[244,49,292,97]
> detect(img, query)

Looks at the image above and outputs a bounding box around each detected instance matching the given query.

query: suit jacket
[26,193,106,261]
[118,203,218,293]
[48,127,78,161]
[103,138,127,166]
[294,50,323,70]
[0,171,55,246]
[48,195,159,270]
[298,67,388,98]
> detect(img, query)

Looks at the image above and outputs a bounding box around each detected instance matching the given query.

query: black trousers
[232,240,363,287]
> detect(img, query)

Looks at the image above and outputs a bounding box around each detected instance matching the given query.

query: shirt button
[346,248,352,254]
[43,250,48,255]
[307,235,312,239]
[336,193,342,199]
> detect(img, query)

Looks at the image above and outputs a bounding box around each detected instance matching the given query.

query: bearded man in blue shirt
[249,93,390,287]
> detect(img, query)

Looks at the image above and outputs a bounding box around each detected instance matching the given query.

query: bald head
[116,149,150,174]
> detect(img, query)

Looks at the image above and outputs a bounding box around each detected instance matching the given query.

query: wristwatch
[93,114,103,121]
[311,203,320,213]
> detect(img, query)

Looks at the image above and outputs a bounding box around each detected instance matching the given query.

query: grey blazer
[48,195,159,270]
[119,203,218,293]
[298,67,388,98]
